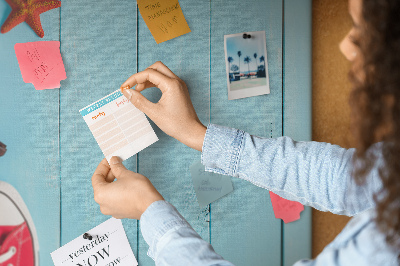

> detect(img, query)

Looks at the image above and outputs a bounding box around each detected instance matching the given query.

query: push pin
[83,233,95,240]
[243,33,251,39]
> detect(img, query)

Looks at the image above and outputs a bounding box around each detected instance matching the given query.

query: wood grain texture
[0,2,61,265]
[312,0,353,258]
[59,0,139,256]
[136,0,211,264]
[283,0,312,264]
[210,0,283,265]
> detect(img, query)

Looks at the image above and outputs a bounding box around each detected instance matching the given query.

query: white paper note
[51,218,138,266]
[79,90,158,162]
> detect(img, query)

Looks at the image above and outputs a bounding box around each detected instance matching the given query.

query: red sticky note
[14,41,67,90]
[269,191,304,223]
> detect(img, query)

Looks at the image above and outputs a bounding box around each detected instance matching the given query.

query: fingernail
[124,89,133,100]
[110,156,122,165]
[121,85,130,92]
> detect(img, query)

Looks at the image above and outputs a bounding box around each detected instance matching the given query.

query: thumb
[109,156,128,178]
[122,89,155,116]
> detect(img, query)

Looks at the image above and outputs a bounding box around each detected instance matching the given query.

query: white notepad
[79,89,158,162]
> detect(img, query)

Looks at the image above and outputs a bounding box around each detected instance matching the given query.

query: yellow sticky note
[137,0,191,44]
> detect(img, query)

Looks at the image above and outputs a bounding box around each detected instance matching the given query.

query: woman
[91,0,400,264]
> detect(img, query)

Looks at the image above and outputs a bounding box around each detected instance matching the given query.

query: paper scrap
[51,218,138,266]
[79,90,158,162]
[14,41,66,90]
[137,0,191,44]
[269,191,304,223]
[190,161,234,208]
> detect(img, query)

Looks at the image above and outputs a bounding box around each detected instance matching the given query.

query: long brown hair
[350,0,400,251]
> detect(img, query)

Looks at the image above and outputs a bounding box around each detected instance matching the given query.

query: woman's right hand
[120,61,207,152]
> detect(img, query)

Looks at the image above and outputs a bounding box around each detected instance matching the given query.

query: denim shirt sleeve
[201,124,382,216]
[140,200,235,265]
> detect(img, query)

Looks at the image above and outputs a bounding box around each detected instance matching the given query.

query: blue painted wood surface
[210,0,283,265]
[136,0,211,264]
[59,0,139,259]
[283,0,312,265]
[0,0,312,265]
[0,2,61,265]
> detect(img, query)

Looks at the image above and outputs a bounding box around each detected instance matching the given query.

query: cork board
[312,0,353,257]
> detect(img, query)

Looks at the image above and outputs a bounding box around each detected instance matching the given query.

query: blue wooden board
[210,0,283,265]
[0,0,312,265]
[0,2,61,265]
[283,0,312,265]
[59,0,139,258]
[136,1,211,264]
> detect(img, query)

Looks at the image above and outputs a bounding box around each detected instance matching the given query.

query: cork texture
[312,0,353,257]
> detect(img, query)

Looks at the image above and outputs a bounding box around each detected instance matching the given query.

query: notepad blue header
[80,91,123,117]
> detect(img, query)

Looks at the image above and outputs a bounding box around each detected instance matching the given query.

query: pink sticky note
[14,41,67,90]
[269,191,304,223]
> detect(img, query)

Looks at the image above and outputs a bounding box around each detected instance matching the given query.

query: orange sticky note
[137,0,191,44]
[269,191,304,223]
[14,41,67,90]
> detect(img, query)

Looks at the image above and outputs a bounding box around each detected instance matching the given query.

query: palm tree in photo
[244,56,251,77]
[253,53,258,73]
[227,56,234,73]
[231,64,239,73]
[260,55,265,71]
[237,51,242,77]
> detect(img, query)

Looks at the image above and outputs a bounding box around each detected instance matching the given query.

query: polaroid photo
[224,31,270,100]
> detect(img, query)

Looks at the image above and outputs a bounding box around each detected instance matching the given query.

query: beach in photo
[224,31,270,100]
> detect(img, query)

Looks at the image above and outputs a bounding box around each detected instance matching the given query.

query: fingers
[109,156,129,178]
[92,159,110,189]
[121,62,179,93]
[105,169,116,183]
[147,61,179,79]
[121,89,158,118]
[120,68,173,94]
[135,81,156,92]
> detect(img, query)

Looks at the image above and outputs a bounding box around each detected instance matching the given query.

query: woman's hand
[91,157,164,220]
[120,61,207,152]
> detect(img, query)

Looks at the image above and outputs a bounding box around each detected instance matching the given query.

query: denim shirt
[140,124,399,265]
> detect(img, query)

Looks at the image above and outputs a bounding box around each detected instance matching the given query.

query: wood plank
[283,0,312,265]
[59,0,139,257]
[210,0,283,265]
[135,0,211,264]
[0,2,61,265]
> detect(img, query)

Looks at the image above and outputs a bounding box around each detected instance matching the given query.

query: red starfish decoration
[1,0,61,38]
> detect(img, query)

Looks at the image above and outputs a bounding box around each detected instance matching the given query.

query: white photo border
[224,31,270,100]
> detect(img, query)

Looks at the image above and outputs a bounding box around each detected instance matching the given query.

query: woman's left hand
[91,157,164,220]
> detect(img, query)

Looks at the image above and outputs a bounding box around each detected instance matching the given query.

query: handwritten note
[79,90,158,162]
[137,0,191,44]
[269,191,304,223]
[14,41,66,90]
[51,218,138,266]
[190,161,234,208]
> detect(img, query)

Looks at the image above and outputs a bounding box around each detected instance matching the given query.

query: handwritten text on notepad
[80,90,158,162]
